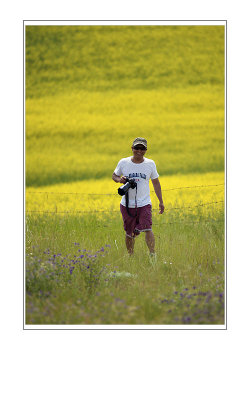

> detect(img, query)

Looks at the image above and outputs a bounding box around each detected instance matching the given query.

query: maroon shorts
[120,204,152,238]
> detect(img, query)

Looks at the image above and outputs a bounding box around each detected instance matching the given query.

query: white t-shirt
[114,157,159,208]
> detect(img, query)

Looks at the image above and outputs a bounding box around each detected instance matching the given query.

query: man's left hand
[159,203,165,214]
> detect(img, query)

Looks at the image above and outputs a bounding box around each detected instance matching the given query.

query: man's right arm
[112,173,127,184]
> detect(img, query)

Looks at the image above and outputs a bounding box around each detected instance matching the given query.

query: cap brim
[133,142,147,148]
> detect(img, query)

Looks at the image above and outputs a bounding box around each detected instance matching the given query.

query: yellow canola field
[26,85,224,186]
[26,171,224,218]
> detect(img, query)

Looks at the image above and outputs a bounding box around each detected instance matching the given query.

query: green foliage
[25,209,224,325]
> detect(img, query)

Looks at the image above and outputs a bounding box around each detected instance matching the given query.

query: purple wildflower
[115,298,125,303]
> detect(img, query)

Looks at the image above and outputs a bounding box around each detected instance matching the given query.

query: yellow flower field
[26,171,224,218]
[26,85,224,187]
[26,25,224,187]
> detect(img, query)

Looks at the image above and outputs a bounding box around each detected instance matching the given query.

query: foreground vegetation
[26,204,224,325]
[26,173,224,325]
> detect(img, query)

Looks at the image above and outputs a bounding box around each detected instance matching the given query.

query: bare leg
[145,230,155,253]
[125,235,135,255]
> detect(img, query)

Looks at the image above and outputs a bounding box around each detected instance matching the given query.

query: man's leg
[145,230,155,254]
[125,235,135,255]
[120,205,137,254]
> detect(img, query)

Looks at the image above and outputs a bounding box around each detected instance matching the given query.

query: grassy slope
[26,25,224,97]
[26,25,224,187]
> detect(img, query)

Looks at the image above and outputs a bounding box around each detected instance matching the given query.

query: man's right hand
[119,176,127,184]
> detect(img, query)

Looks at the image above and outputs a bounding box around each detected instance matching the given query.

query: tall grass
[26,204,224,325]
[26,174,224,325]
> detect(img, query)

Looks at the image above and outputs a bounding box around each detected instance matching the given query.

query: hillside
[25,25,225,186]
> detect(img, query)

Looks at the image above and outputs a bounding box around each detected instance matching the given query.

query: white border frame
[23,20,227,330]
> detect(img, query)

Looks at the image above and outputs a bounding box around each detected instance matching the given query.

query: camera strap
[125,186,137,218]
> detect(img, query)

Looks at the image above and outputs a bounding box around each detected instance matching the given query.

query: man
[112,137,164,258]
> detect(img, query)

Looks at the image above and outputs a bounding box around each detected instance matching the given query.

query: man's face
[132,145,147,157]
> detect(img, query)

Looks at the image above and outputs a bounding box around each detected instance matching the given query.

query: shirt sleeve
[114,159,123,176]
[150,161,159,180]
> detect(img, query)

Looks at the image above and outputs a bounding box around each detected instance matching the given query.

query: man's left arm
[152,178,165,214]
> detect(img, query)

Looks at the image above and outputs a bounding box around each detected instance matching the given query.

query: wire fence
[26,182,225,224]
[26,183,224,196]
[154,219,224,226]
[92,219,224,230]
[26,202,224,214]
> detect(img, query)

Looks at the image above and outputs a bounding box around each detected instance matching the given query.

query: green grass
[26,206,224,325]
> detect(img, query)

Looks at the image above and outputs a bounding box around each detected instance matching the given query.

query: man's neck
[131,156,144,164]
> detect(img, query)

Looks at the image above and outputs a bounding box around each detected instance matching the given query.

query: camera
[118,178,137,196]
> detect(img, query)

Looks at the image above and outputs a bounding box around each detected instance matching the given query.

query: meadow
[25,25,225,325]
[26,198,224,325]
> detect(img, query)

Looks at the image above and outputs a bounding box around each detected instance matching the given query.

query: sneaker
[149,252,157,266]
